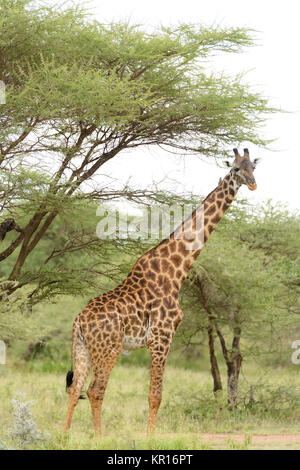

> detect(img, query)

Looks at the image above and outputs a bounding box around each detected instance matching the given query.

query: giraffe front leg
[147,333,171,434]
[148,357,167,434]
[147,307,183,434]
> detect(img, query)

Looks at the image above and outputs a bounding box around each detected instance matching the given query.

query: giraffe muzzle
[248,183,257,191]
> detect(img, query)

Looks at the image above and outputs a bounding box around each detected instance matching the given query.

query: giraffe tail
[65,318,86,399]
[66,370,74,388]
[65,370,85,399]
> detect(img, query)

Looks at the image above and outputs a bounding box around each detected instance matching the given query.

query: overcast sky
[90,0,300,212]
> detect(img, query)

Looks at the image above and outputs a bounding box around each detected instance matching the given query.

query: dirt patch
[202,433,300,443]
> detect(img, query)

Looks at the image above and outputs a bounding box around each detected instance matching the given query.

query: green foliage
[178,199,300,368]
[0,280,48,342]
[1,9,275,153]
[0,199,138,299]
[0,0,278,296]
[167,377,300,428]
[2,197,298,376]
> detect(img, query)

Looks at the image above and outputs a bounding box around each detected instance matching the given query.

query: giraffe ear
[223,160,232,168]
[252,158,261,169]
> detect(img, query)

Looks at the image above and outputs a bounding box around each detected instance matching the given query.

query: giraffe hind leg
[87,346,122,436]
[64,335,91,432]
[85,310,123,435]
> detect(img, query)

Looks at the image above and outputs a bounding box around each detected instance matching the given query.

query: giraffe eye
[234,167,239,172]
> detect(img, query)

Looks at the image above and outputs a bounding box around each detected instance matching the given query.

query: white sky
[90,0,300,211]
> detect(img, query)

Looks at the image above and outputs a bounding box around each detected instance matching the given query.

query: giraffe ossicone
[64,148,258,435]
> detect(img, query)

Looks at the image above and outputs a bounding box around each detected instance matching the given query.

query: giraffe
[64,148,259,435]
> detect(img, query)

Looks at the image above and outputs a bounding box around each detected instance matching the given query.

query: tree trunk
[227,350,242,409]
[207,325,223,394]
[215,321,242,409]
[8,211,57,280]
[227,322,242,409]
[24,341,45,361]
[193,274,223,396]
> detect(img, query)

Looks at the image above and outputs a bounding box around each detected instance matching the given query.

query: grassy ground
[1,295,299,450]
[1,355,300,450]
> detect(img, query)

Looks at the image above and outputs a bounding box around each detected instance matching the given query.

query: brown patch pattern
[65,170,240,435]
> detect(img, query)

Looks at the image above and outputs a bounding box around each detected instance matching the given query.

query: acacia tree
[0,0,276,297]
[179,201,300,408]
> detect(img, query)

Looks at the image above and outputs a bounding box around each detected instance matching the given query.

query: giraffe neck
[153,171,240,286]
[126,171,240,296]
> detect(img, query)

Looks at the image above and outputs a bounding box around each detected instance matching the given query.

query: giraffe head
[224,148,259,191]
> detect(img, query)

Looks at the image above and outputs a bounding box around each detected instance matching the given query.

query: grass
[1,294,300,450]
[1,356,300,450]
